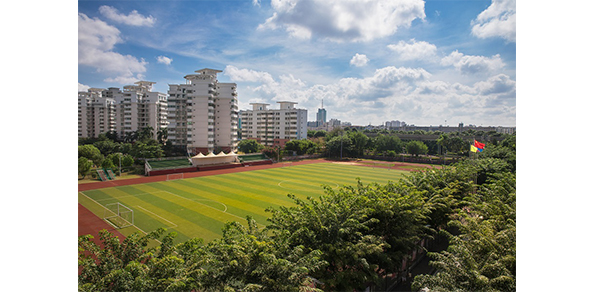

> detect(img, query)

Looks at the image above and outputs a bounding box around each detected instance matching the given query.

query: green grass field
[79,163,409,243]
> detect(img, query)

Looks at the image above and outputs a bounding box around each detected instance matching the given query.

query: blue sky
[78,0,516,126]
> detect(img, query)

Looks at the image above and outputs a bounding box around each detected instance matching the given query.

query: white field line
[160,190,247,222]
[78,192,162,244]
[136,205,178,228]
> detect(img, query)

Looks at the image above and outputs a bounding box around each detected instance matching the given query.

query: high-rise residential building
[78,88,116,138]
[113,81,168,139]
[167,68,238,154]
[240,101,307,147]
[78,81,168,140]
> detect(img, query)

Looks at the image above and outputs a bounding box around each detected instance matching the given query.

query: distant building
[167,68,238,154]
[78,81,169,139]
[384,120,406,130]
[240,101,307,147]
[113,81,168,139]
[78,88,116,138]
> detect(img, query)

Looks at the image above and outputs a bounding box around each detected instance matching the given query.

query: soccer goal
[103,202,134,229]
[166,173,184,181]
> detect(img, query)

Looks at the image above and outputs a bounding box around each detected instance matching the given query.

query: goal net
[103,202,134,229]
[166,173,184,181]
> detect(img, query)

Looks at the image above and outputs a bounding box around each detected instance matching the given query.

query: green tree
[413,173,516,292]
[405,140,429,157]
[374,134,403,154]
[130,140,164,159]
[348,131,369,157]
[101,157,115,169]
[93,140,119,156]
[266,182,431,290]
[78,144,101,160]
[157,127,168,145]
[238,139,263,154]
[325,134,353,158]
[78,157,93,179]
[137,126,155,141]
[79,223,326,292]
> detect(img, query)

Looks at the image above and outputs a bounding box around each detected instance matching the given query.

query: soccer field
[79,163,409,243]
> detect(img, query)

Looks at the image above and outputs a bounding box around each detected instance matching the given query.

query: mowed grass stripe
[154,180,269,225]
[232,171,328,199]
[93,185,224,240]
[259,164,399,186]
[241,164,399,192]
[278,163,408,184]
[194,174,299,205]
[181,178,287,218]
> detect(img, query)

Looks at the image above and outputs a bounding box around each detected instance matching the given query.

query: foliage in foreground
[78,218,325,292]
[412,170,516,292]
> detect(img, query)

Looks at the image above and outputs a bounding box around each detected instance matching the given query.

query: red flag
[474,140,485,149]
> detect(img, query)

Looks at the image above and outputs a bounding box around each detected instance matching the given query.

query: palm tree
[137,126,154,141]
[157,127,168,145]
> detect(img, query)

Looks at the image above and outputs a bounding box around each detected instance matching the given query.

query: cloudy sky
[78,0,516,127]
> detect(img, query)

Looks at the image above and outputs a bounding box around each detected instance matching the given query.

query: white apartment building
[78,81,168,140]
[113,81,168,139]
[240,101,307,147]
[78,88,116,138]
[167,68,239,154]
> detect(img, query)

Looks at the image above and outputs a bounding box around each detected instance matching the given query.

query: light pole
[118,153,122,176]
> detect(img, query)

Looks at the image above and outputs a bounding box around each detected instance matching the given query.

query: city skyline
[78,0,516,127]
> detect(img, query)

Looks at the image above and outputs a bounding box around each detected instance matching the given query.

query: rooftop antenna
[321,98,324,109]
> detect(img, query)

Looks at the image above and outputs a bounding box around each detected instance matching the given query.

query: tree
[78,144,101,160]
[266,182,431,290]
[137,126,155,141]
[79,222,326,291]
[405,140,429,157]
[130,140,164,159]
[413,173,516,292]
[374,134,403,153]
[238,139,263,154]
[101,157,115,169]
[78,157,92,179]
[156,127,168,145]
[348,131,369,157]
[78,144,104,166]
[93,140,119,156]
[325,134,353,158]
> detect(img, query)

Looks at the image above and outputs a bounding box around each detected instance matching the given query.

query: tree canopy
[238,139,263,154]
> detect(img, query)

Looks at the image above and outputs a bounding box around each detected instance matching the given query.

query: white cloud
[474,73,516,95]
[387,39,437,61]
[103,74,145,85]
[224,65,276,84]
[440,50,505,75]
[99,5,155,27]
[350,53,369,67]
[258,0,426,42]
[78,13,147,80]
[471,0,516,42]
[252,0,261,7]
[156,55,172,65]
[230,64,515,125]
[78,83,90,92]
